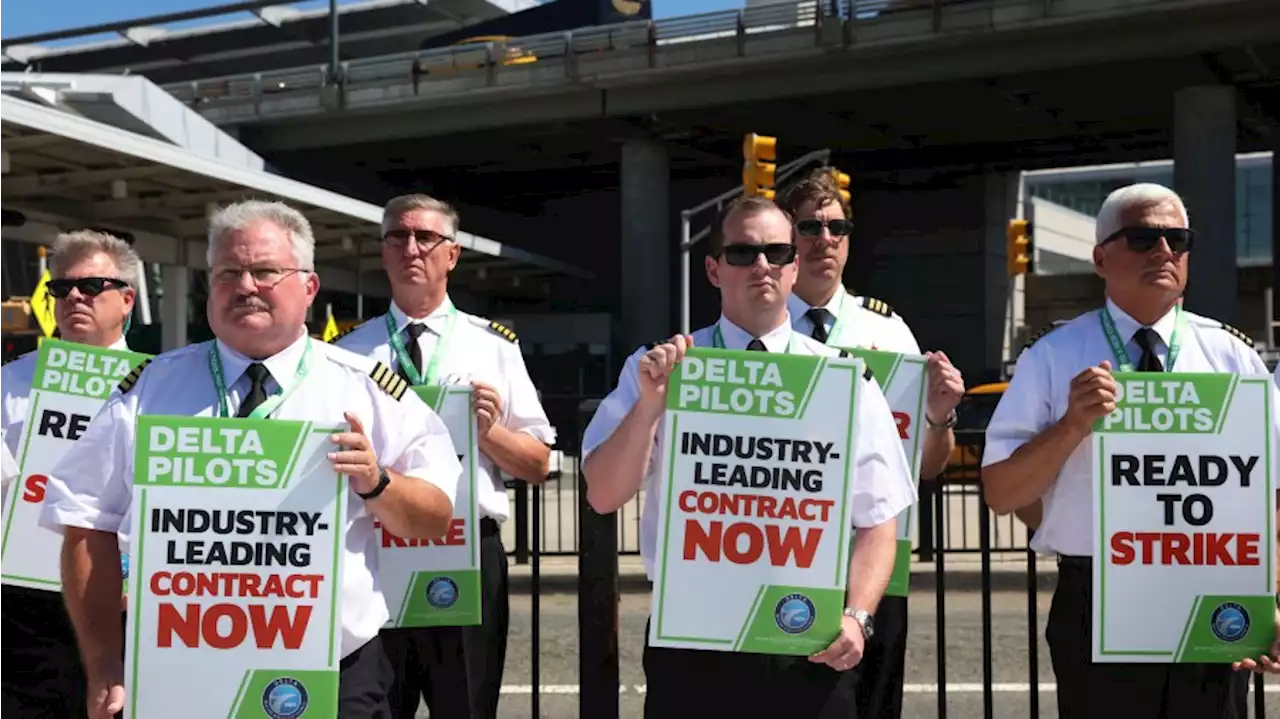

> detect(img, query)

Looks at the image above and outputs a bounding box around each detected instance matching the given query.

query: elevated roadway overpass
[14,0,1276,382]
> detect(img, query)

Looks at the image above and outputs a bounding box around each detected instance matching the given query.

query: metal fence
[499,401,1272,718]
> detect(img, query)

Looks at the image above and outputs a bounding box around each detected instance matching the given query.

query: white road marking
[498,682,1280,695]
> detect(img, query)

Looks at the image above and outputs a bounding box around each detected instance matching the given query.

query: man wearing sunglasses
[581,195,916,717]
[335,193,554,719]
[0,229,139,719]
[777,168,965,719]
[982,183,1266,719]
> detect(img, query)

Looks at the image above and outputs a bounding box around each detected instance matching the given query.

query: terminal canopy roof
[0,91,592,299]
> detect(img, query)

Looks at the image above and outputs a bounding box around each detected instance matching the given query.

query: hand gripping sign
[1092,373,1277,663]
[1,339,152,590]
[125,416,346,719]
[839,349,926,597]
[649,348,864,656]
[378,385,481,628]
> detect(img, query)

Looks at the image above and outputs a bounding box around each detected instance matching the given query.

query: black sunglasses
[795,218,853,238]
[1101,226,1195,254]
[47,277,130,299]
[719,243,797,267]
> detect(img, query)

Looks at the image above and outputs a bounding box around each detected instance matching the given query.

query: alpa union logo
[773,593,816,635]
[261,677,309,719]
[427,576,459,609]
[1210,602,1250,643]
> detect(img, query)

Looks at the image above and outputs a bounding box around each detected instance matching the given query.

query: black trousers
[1048,556,1251,719]
[1,585,90,719]
[339,635,397,718]
[854,594,907,719]
[381,518,509,719]
[642,617,861,718]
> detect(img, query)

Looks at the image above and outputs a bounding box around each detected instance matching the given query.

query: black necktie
[1133,328,1164,372]
[806,308,833,344]
[237,363,271,418]
[398,323,427,382]
[746,339,767,352]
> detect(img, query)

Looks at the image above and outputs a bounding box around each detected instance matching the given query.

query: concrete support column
[983,170,1023,372]
[619,140,671,352]
[160,264,188,351]
[1174,85,1237,323]
[1271,136,1279,348]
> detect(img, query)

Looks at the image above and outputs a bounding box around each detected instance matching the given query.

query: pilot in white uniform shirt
[982,297,1269,559]
[582,314,918,579]
[40,332,463,659]
[1,336,131,506]
[787,285,921,354]
[334,295,556,522]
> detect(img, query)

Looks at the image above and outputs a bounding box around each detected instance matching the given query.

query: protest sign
[125,415,346,718]
[1092,372,1276,663]
[1,339,151,590]
[378,385,480,628]
[841,348,926,597]
[648,347,862,656]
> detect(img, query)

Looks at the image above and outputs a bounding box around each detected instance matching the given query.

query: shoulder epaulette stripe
[1021,321,1066,352]
[329,323,358,344]
[118,358,154,394]
[1219,322,1255,347]
[486,320,518,343]
[863,366,874,382]
[369,361,409,401]
[861,297,894,318]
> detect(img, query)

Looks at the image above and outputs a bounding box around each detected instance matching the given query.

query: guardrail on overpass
[161,0,1198,126]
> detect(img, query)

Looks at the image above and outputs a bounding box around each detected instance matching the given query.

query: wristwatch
[843,607,875,640]
[926,409,958,431]
[358,467,392,500]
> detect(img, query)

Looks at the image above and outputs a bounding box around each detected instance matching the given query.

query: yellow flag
[322,312,339,342]
[30,270,55,338]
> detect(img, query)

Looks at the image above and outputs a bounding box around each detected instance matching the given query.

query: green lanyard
[711,325,794,353]
[1099,304,1185,372]
[384,303,458,386]
[207,339,313,419]
[822,287,850,346]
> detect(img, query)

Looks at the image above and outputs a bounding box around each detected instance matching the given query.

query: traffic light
[829,168,851,204]
[742,133,777,199]
[1006,218,1033,277]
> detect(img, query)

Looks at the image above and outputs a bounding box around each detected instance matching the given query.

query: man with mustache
[777,168,965,719]
[1,230,140,719]
[335,194,554,719]
[982,183,1265,718]
[39,200,463,719]
[582,195,917,717]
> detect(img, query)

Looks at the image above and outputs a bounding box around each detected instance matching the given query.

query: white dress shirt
[336,296,556,522]
[581,314,918,579]
[787,287,921,354]
[982,298,1271,557]
[40,331,463,658]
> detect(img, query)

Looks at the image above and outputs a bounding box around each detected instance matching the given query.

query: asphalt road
[413,566,1280,719]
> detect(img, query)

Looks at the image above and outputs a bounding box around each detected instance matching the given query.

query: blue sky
[3,0,746,40]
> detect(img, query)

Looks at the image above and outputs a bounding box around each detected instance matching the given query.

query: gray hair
[381,194,460,237]
[206,200,316,270]
[1095,183,1190,245]
[49,229,142,288]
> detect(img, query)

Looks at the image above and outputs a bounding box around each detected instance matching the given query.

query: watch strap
[358,468,391,500]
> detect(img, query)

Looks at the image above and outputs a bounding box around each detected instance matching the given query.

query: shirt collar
[214,330,310,387]
[1105,297,1179,348]
[786,285,847,319]
[107,335,129,351]
[715,314,795,352]
[390,295,455,336]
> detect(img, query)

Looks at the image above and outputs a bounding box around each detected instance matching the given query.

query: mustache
[229,295,271,311]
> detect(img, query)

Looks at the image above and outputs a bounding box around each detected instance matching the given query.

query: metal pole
[680,214,691,335]
[328,0,341,84]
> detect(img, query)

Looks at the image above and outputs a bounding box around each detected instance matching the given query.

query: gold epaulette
[487,320,518,343]
[1021,321,1066,353]
[369,362,409,401]
[861,297,894,318]
[117,358,154,394]
[1219,322,1255,348]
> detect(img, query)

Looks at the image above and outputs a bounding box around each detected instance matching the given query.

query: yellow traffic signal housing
[829,168,851,204]
[1006,218,1033,277]
[742,133,778,199]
